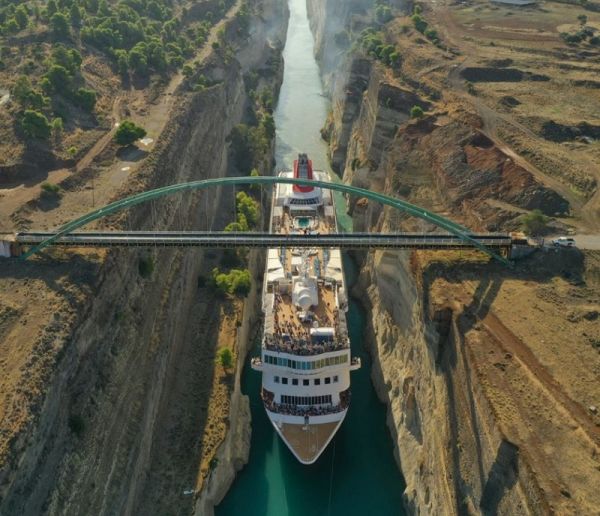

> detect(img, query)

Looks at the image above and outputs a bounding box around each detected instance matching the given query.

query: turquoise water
[297,217,311,228]
[216,1,407,514]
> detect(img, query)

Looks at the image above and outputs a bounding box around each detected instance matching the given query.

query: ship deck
[278,420,340,464]
[271,197,342,342]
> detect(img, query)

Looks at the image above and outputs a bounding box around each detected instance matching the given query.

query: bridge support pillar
[0,235,21,258]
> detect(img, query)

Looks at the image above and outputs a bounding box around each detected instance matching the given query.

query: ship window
[314,378,320,386]
[325,377,331,384]
[282,377,288,385]
[333,375,339,383]
[274,376,280,383]
[292,378,298,386]
[303,379,309,386]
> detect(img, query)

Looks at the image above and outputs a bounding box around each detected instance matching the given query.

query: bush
[211,267,252,297]
[218,347,233,369]
[41,182,61,197]
[410,105,424,118]
[236,191,259,228]
[74,87,97,112]
[521,209,549,235]
[114,120,147,146]
[21,110,51,139]
[411,14,428,34]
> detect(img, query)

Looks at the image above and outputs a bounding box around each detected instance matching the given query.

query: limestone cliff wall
[308,1,544,514]
[0,2,287,515]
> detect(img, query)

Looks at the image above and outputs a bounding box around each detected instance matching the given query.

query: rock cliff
[307,0,598,514]
[0,1,288,514]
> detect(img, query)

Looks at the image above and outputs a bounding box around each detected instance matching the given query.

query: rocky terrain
[0,0,287,514]
[308,0,600,513]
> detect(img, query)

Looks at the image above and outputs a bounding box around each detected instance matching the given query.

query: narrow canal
[216,1,407,514]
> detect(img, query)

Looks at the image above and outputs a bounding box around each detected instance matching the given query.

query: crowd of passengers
[272,292,343,336]
[261,389,351,416]
[264,335,348,355]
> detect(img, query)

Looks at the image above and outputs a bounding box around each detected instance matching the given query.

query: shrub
[41,182,61,197]
[236,191,259,228]
[21,110,51,139]
[211,267,252,297]
[410,105,424,118]
[261,113,275,139]
[114,120,147,145]
[521,209,549,235]
[74,87,97,112]
[411,14,428,34]
[218,347,233,369]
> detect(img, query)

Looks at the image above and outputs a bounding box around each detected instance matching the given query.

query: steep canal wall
[307,0,542,514]
[0,2,288,515]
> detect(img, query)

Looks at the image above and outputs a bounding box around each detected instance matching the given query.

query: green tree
[261,113,275,138]
[114,120,147,145]
[15,5,29,30]
[50,12,70,39]
[75,87,97,112]
[46,0,58,17]
[5,18,20,34]
[13,76,32,105]
[236,191,258,227]
[115,49,129,77]
[45,64,71,92]
[21,110,51,139]
[128,44,148,75]
[51,45,81,74]
[577,14,588,25]
[51,117,63,142]
[217,347,233,369]
[211,267,252,297]
[410,105,424,118]
[521,209,549,235]
[70,3,82,27]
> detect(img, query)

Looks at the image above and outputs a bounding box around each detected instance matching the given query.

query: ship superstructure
[251,154,361,464]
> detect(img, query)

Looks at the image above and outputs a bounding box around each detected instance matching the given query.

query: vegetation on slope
[0,0,236,162]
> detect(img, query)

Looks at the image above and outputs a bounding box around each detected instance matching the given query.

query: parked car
[552,237,575,247]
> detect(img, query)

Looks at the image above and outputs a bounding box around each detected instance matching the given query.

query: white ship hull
[252,154,360,464]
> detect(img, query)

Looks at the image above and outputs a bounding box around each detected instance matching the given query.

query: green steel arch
[21,176,511,265]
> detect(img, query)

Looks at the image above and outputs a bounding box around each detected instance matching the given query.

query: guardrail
[13,231,513,251]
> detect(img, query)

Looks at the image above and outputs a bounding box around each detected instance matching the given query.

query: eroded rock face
[0,3,288,515]
[307,0,575,514]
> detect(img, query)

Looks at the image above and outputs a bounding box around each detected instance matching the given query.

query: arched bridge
[10,176,516,265]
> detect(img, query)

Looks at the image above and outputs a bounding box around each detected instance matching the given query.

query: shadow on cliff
[423,249,584,515]
[479,440,519,516]
[0,253,100,307]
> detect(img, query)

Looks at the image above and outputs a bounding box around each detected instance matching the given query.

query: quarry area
[1,0,600,514]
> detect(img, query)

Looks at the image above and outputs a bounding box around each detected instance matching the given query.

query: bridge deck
[14,231,513,250]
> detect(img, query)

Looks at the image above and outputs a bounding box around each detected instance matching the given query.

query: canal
[216,0,408,514]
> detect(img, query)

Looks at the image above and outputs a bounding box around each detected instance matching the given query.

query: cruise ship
[251,154,361,464]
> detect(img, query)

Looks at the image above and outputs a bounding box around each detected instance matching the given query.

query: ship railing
[262,388,351,416]
[263,337,350,356]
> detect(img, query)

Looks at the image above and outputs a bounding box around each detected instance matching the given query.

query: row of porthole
[274,375,339,386]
